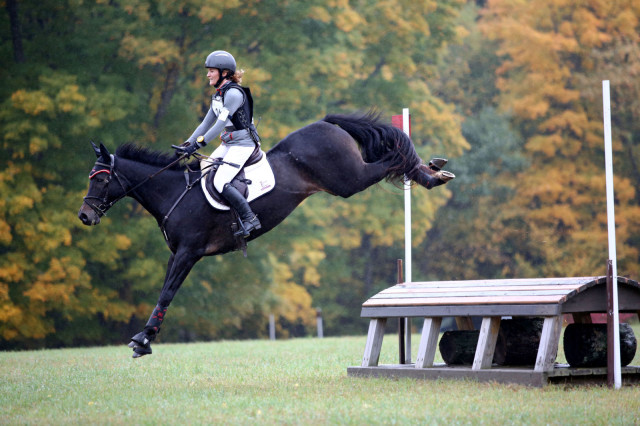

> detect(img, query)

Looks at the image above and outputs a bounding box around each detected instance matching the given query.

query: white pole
[402,108,412,363]
[602,80,621,389]
[403,108,412,284]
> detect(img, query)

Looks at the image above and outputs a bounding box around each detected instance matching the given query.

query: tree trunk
[494,317,543,366]
[440,318,544,366]
[563,323,637,368]
[439,330,478,365]
[6,0,25,63]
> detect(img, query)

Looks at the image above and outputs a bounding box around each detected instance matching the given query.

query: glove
[171,140,201,157]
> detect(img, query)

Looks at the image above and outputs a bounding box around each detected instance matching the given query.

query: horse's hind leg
[320,157,393,198]
[411,163,455,189]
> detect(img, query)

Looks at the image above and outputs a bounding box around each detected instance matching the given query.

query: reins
[85,151,226,246]
[84,153,190,218]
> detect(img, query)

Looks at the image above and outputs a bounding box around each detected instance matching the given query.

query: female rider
[174,50,261,237]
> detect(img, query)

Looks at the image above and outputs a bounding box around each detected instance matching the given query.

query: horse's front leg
[128,249,202,358]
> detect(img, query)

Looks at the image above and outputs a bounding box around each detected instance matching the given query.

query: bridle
[83,154,129,218]
[83,153,189,218]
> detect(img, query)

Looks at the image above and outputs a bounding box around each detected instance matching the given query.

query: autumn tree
[479,0,640,278]
[1,0,468,347]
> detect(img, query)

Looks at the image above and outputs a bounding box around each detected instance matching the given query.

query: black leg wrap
[145,304,167,337]
[128,305,167,358]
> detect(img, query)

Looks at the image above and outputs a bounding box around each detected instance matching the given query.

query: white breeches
[210,143,256,193]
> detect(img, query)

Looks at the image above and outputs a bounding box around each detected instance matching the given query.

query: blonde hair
[230,68,244,84]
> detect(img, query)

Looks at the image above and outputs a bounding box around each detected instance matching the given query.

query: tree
[479,0,640,278]
[0,0,468,347]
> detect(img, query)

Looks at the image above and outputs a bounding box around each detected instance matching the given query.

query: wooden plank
[369,289,578,300]
[376,284,583,295]
[362,318,386,367]
[387,277,601,289]
[473,316,501,370]
[455,317,475,330]
[572,312,592,324]
[415,317,442,368]
[347,364,640,387]
[361,303,562,318]
[363,295,568,307]
[534,316,563,372]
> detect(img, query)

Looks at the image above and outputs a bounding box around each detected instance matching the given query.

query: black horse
[78,113,454,357]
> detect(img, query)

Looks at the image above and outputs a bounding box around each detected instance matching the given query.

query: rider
[174,50,261,237]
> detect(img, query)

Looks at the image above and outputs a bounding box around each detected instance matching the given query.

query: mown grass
[2,333,640,425]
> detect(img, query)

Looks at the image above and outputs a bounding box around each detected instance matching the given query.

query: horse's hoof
[429,158,448,171]
[128,331,152,358]
[132,346,152,358]
[435,170,455,182]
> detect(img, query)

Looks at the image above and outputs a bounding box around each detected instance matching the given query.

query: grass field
[2,332,640,425]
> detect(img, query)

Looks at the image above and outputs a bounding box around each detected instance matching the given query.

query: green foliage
[1,0,466,348]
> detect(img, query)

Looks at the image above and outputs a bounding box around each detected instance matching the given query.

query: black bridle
[83,153,189,218]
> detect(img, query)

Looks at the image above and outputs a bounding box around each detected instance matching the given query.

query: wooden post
[472,316,501,370]
[415,317,442,368]
[534,316,562,372]
[397,259,405,364]
[362,318,387,367]
[607,260,614,387]
[269,314,276,340]
[316,308,323,338]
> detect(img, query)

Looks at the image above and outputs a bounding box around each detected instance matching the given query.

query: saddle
[200,145,275,211]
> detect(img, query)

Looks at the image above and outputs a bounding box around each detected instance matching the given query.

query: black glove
[171,141,201,157]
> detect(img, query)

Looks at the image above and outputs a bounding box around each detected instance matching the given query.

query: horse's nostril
[78,210,98,225]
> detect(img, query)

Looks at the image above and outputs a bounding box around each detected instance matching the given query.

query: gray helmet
[205,50,236,73]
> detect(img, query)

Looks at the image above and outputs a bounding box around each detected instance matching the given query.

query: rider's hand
[172,141,200,157]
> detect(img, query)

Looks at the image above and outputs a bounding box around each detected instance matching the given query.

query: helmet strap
[214,69,234,88]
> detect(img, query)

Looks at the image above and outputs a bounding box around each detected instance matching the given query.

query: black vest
[216,82,255,131]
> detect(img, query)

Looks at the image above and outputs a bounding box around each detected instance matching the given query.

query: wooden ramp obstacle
[347,276,640,387]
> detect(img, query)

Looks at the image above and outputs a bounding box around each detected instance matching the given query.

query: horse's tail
[322,112,422,186]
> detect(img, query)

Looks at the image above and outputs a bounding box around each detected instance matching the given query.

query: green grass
[2,334,640,425]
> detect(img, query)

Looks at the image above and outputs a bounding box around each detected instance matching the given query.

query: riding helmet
[205,50,236,73]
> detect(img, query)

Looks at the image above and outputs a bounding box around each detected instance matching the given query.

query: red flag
[391,114,411,136]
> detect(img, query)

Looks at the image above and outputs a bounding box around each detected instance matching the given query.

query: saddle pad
[200,153,276,211]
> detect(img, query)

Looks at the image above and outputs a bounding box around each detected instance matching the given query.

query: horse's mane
[116,143,199,170]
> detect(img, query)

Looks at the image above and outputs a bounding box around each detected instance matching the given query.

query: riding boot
[221,183,261,237]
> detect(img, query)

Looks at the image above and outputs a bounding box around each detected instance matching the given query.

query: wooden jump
[348,276,640,387]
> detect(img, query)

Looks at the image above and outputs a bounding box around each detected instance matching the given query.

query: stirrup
[234,216,261,238]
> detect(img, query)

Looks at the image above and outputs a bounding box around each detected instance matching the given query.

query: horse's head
[78,142,126,226]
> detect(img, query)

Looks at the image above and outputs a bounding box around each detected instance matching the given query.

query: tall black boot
[221,183,261,237]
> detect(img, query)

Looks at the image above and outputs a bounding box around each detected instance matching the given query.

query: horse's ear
[99,143,111,160]
[91,141,101,158]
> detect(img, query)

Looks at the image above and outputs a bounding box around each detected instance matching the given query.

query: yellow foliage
[115,234,132,250]
[11,90,54,115]
[0,219,11,245]
[8,195,35,215]
[309,6,331,23]
[55,84,87,113]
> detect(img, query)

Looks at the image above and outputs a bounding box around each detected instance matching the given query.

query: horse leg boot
[221,183,261,237]
[128,304,167,358]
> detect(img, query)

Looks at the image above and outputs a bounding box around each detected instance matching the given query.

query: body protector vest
[213,82,260,144]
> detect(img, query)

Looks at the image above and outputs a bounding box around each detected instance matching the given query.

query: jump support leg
[362,318,386,367]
